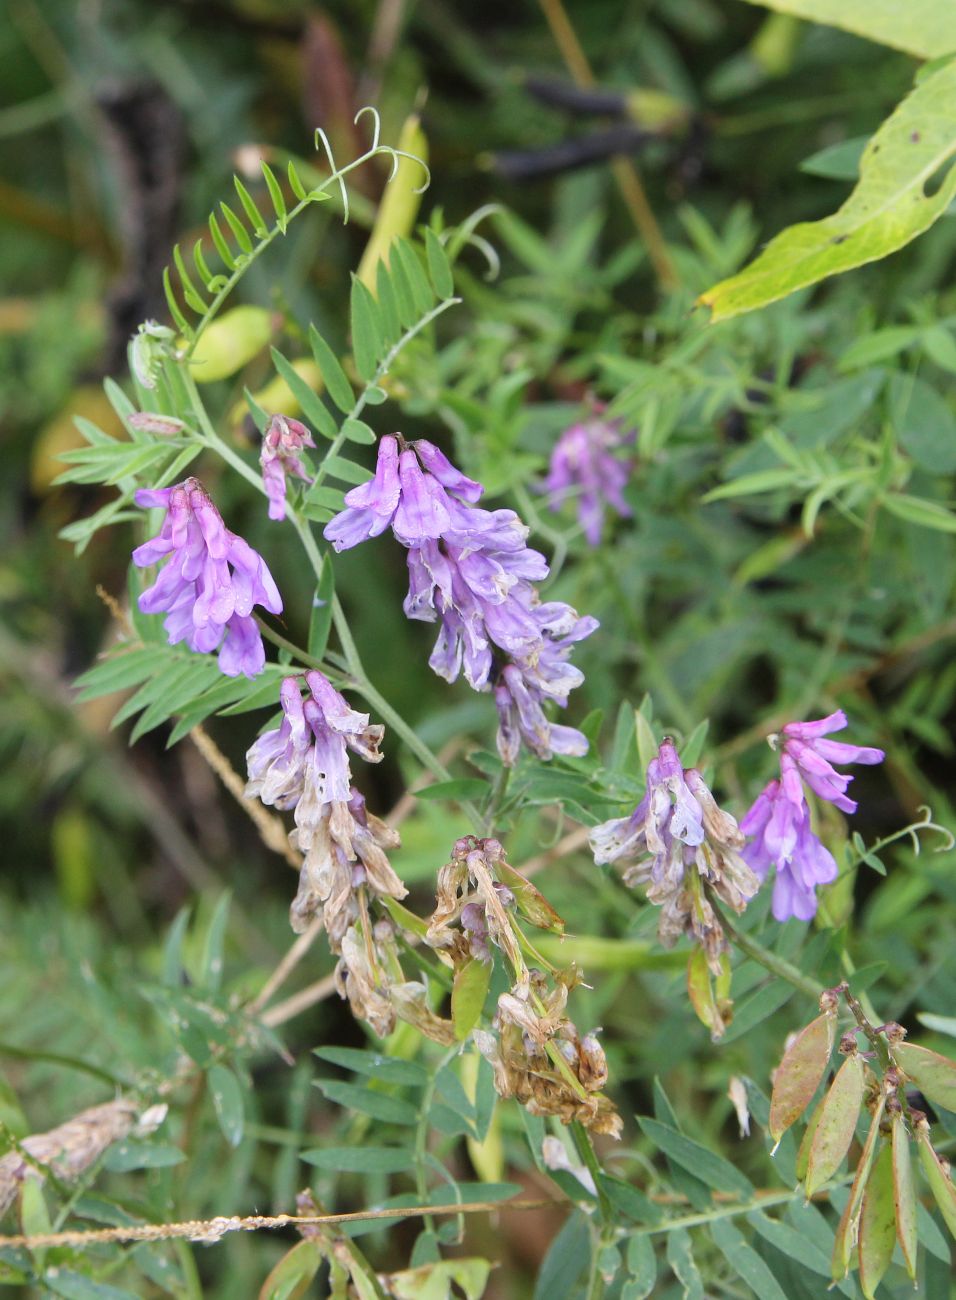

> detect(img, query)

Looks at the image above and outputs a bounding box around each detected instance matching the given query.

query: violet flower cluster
[589,739,759,970]
[260,415,315,522]
[741,711,884,922]
[323,435,597,764]
[133,478,282,678]
[539,413,633,546]
[244,671,405,944]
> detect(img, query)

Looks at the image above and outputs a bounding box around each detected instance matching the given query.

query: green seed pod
[892,1041,956,1113]
[832,1091,887,1281]
[769,1001,837,1143]
[915,1118,956,1239]
[805,1051,865,1198]
[892,1112,918,1280]
[858,1141,896,1297]
[188,306,273,383]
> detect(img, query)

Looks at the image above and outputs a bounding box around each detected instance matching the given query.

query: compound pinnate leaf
[858,1141,896,1299]
[699,60,956,321]
[892,1041,956,1112]
[736,0,956,58]
[805,1052,865,1197]
[769,1007,836,1142]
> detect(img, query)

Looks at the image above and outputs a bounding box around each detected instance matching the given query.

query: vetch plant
[8,56,956,1299]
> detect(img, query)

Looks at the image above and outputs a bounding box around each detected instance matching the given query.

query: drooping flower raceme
[741,710,884,922]
[133,478,282,678]
[260,415,315,521]
[244,671,405,942]
[539,414,633,546]
[589,739,759,970]
[323,435,597,764]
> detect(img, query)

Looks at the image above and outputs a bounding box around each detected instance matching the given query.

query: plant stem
[570,1120,613,1221]
[713,902,823,999]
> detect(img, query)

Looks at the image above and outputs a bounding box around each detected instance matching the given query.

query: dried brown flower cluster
[0,1100,166,1218]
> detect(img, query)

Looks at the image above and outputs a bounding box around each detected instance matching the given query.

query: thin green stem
[414,1044,460,1239]
[713,902,823,999]
[571,1121,613,1222]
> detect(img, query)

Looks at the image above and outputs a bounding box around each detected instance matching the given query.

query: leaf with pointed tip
[308,325,354,413]
[258,1240,323,1300]
[700,60,956,320]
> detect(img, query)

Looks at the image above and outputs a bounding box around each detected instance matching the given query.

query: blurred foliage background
[3,0,956,1296]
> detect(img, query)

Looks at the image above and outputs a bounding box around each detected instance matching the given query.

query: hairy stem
[713,902,824,999]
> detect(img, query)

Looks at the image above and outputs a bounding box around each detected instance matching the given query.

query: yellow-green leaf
[700,60,956,321]
[736,0,956,59]
[258,1240,323,1300]
[452,957,492,1040]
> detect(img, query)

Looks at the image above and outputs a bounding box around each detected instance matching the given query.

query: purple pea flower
[540,415,633,546]
[778,711,884,813]
[132,477,282,678]
[261,415,315,521]
[245,671,405,940]
[589,739,758,970]
[741,711,884,922]
[324,435,597,764]
[323,435,482,551]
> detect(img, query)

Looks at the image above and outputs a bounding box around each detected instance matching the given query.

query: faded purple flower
[133,477,282,678]
[325,435,597,764]
[589,738,758,970]
[261,415,315,521]
[741,711,884,922]
[540,415,633,546]
[244,671,404,941]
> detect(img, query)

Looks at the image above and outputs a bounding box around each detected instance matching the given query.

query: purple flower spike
[740,710,884,921]
[779,710,884,814]
[324,434,597,763]
[261,415,315,521]
[133,477,282,678]
[540,415,633,546]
